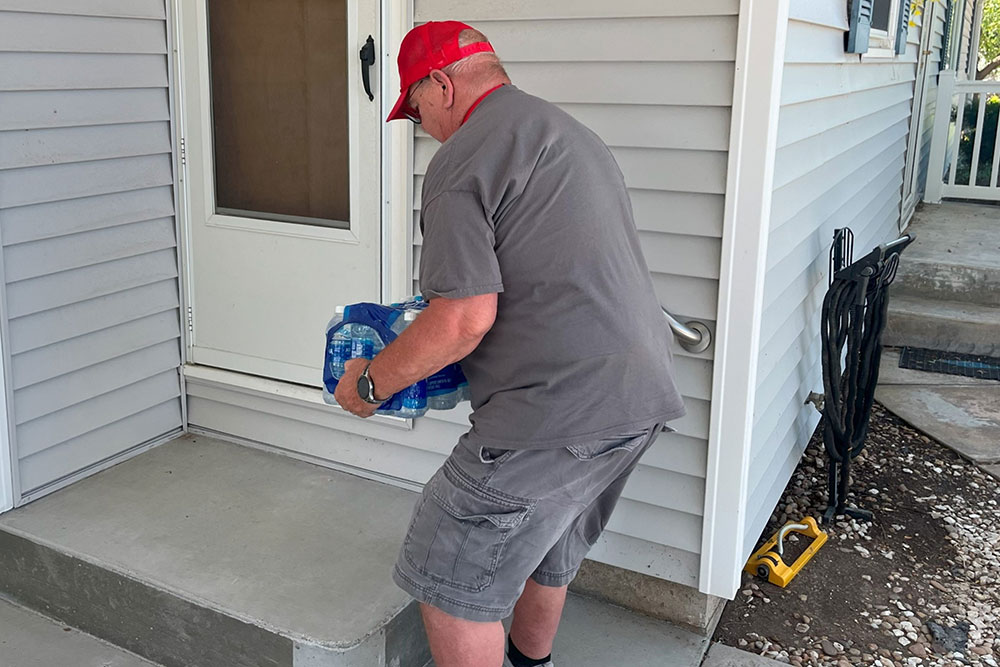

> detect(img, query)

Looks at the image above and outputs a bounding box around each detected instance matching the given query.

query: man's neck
[444,77,510,138]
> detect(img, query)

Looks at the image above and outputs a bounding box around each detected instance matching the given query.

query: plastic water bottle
[427,365,460,410]
[456,375,470,403]
[350,324,378,360]
[397,379,428,418]
[330,307,351,379]
[391,309,419,338]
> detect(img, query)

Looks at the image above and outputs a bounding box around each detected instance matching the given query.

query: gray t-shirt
[419,84,686,449]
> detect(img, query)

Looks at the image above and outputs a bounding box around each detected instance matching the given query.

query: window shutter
[895,0,911,54]
[940,0,955,70]
[846,0,874,53]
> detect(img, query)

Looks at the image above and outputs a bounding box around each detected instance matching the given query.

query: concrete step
[0,596,162,667]
[883,295,1000,356]
[424,591,711,667]
[891,257,1000,306]
[0,433,715,667]
[0,435,431,667]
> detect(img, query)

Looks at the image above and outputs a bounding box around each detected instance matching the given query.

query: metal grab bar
[662,307,711,354]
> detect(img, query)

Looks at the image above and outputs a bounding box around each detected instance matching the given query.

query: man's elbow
[431,293,498,344]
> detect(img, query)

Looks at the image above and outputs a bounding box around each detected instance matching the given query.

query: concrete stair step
[0,433,714,667]
[0,595,162,667]
[0,435,431,667]
[891,257,1000,306]
[883,295,1000,356]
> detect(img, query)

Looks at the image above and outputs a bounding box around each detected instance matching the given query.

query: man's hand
[333,358,382,418]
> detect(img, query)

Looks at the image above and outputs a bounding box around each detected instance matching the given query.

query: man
[333,21,685,667]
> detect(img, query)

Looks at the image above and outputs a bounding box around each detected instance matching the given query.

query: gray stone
[926,620,970,654]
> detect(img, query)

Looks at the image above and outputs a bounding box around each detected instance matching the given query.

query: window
[846,0,911,56]
[868,0,902,55]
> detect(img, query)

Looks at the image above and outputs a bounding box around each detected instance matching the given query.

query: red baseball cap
[386,21,495,122]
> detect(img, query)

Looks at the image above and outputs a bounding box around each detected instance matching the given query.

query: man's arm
[366,292,497,400]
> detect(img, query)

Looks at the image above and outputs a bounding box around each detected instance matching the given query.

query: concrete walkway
[876,348,1000,479]
[701,643,787,667]
[0,596,159,667]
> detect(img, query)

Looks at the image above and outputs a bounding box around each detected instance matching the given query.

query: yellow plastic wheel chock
[744,516,828,588]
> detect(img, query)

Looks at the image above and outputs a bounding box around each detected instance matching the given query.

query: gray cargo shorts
[391,419,671,622]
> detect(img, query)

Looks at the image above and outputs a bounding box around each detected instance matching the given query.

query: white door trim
[381,0,414,305]
[700,0,790,599]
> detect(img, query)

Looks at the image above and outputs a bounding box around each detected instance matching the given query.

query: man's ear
[430,69,454,109]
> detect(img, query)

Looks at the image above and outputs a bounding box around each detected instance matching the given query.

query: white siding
[743,0,919,555]
[0,1,183,502]
[957,0,977,77]
[404,0,736,588]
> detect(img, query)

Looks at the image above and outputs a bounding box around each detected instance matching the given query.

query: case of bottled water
[322,297,468,419]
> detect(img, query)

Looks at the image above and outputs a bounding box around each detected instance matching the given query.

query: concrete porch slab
[0,434,429,667]
[0,596,160,667]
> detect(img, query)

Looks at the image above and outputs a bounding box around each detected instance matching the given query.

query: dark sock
[507,636,551,667]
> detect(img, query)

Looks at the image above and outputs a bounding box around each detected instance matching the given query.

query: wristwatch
[356,362,384,405]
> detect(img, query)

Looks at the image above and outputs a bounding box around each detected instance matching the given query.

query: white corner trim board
[0,243,15,513]
[700,0,791,599]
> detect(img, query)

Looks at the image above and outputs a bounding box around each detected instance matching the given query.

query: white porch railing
[925,72,1000,203]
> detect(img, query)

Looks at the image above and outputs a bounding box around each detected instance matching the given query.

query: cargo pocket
[565,428,653,461]
[403,467,532,593]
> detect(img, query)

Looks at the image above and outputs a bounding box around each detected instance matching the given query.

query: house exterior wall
[0,0,184,504]
[187,0,737,591]
[407,0,738,589]
[742,0,920,556]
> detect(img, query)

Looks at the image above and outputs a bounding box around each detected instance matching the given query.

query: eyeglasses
[401,77,428,125]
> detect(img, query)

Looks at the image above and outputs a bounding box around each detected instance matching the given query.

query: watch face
[357,373,371,398]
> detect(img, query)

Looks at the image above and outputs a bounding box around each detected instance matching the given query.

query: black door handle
[360,35,375,101]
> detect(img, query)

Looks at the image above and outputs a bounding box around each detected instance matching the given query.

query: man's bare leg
[508,579,569,660]
[420,603,506,667]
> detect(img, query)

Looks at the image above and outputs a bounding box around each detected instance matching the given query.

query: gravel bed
[714,403,999,667]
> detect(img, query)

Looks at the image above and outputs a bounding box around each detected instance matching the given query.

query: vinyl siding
[401,0,735,588]
[0,1,183,502]
[957,0,977,77]
[743,0,918,556]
